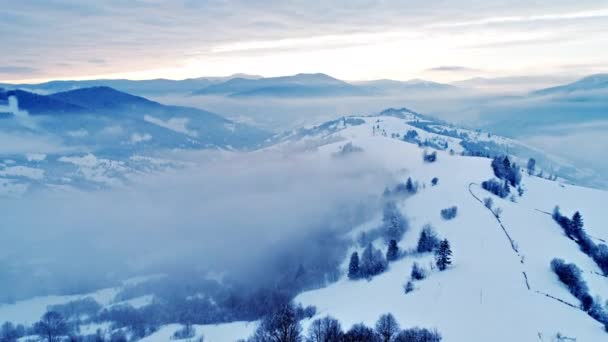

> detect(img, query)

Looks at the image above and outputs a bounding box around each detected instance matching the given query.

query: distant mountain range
[4,73,608,100]
[0,86,273,194]
[531,73,608,96]
[0,74,262,97]
[0,86,270,150]
[1,73,458,99]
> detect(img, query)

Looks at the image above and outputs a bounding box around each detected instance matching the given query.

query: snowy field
[2,111,607,341]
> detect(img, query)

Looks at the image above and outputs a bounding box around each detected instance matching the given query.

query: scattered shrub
[552,208,608,275]
[481,178,510,198]
[440,206,458,220]
[483,197,493,210]
[48,297,102,320]
[410,262,426,281]
[0,322,26,342]
[493,207,502,218]
[335,142,363,157]
[431,177,438,186]
[172,324,195,340]
[423,151,437,163]
[404,281,415,294]
[550,259,590,308]
[403,130,420,143]
[491,156,521,187]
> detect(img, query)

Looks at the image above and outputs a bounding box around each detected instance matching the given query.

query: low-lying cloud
[0,146,393,301]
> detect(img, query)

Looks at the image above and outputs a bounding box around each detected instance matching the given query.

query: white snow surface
[289,115,608,341]
[2,113,607,341]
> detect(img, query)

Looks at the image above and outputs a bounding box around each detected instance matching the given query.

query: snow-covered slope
[283,114,608,341]
[2,110,607,341]
[136,112,608,341]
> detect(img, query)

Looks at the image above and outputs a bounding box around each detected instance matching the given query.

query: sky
[2,0,608,83]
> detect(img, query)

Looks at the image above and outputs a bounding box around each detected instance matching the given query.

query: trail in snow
[468,182,586,313]
[468,183,520,256]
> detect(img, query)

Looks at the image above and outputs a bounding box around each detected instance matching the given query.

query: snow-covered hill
[1,109,607,341]
[283,114,608,341]
[0,87,271,195]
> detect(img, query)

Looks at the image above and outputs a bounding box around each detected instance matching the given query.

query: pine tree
[386,239,399,262]
[503,180,510,196]
[417,225,439,253]
[348,252,360,280]
[435,239,452,271]
[405,177,416,194]
[571,211,584,240]
[361,243,386,277]
[411,262,426,280]
[404,281,414,294]
[527,158,536,175]
[502,156,511,176]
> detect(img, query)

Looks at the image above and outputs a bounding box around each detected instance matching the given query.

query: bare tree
[34,311,69,342]
[375,313,400,342]
[306,316,342,342]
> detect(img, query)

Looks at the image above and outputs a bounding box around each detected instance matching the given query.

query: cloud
[143,115,197,137]
[0,66,39,75]
[0,132,68,154]
[426,66,478,73]
[88,58,106,64]
[0,146,393,300]
[429,7,608,28]
[2,1,608,82]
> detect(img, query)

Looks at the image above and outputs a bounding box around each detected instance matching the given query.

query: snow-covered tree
[550,258,590,309]
[386,239,399,262]
[382,201,409,244]
[394,327,442,342]
[571,211,584,239]
[411,262,426,281]
[375,313,400,342]
[405,177,417,194]
[417,225,440,253]
[342,324,379,342]
[34,311,69,342]
[348,252,360,280]
[251,303,303,342]
[306,316,343,342]
[440,206,458,220]
[483,197,493,210]
[435,240,452,271]
[527,158,536,175]
[361,243,387,278]
[404,281,414,294]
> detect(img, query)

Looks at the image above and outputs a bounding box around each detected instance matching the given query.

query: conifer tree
[405,177,416,194]
[435,239,453,271]
[417,225,439,253]
[348,252,360,280]
[571,211,584,239]
[386,239,399,262]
